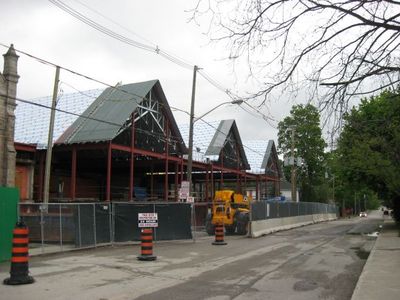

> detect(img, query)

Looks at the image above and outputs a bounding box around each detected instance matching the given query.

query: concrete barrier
[250,213,337,238]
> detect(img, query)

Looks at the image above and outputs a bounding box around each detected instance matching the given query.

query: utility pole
[43,66,60,206]
[187,65,198,195]
[342,198,345,217]
[290,127,297,202]
[364,194,366,211]
[354,193,356,215]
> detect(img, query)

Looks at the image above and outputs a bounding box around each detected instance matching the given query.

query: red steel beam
[38,152,45,201]
[71,146,77,201]
[175,162,179,202]
[55,143,108,151]
[14,142,36,152]
[164,120,169,201]
[110,143,182,163]
[129,113,135,201]
[106,142,112,201]
[205,167,209,202]
[211,164,214,200]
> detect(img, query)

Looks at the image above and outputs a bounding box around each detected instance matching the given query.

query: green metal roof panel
[205,120,233,155]
[61,80,157,144]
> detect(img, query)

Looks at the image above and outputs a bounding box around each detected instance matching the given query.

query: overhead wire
[7,92,186,146]
[0,43,271,165]
[48,0,193,70]
[47,0,272,121]
[70,0,157,48]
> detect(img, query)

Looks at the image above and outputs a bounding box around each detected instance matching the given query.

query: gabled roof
[243,139,281,176]
[58,80,151,144]
[179,119,250,170]
[56,80,186,153]
[15,89,103,149]
[179,120,220,163]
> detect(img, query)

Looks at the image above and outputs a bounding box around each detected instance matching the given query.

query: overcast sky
[0,0,294,142]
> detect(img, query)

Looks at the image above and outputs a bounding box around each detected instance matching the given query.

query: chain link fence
[19,202,193,255]
[251,201,338,221]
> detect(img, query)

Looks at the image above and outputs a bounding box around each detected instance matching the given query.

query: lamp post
[194,99,243,122]
[186,83,243,195]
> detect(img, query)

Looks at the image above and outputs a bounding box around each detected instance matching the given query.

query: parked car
[359,211,367,217]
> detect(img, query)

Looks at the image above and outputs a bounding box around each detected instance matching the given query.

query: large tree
[191,0,400,130]
[278,104,326,201]
[336,89,400,219]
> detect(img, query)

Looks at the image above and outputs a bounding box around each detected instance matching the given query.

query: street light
[194,99,244,122]
[187,85,244,195]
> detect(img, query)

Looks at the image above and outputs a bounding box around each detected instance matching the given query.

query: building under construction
[14,80,281,205]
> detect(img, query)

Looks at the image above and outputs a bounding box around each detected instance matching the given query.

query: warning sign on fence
[138,213,158,228]
[179,181,190,200]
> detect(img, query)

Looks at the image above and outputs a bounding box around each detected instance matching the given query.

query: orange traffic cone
[3,221,34,285]
[212,223,227,245]
[137,228,157,261]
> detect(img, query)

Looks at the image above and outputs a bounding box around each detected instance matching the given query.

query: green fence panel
[0,187,19,262]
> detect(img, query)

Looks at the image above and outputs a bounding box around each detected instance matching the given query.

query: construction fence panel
[251,201,267,221]
[113,202,192,242]
[73,204,111,248]
[250,201,338,221]
[19,202,193,254]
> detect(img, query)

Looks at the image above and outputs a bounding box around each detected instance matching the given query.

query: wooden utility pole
[290,127,297,202]
[187,65,198,195]
[43,66,60,205]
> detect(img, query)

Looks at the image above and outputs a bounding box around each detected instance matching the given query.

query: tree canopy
[191,0,400,130]
[277,104,326,201]
[336,89,400,200]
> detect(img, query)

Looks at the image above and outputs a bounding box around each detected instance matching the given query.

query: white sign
[186,196,194,203]
[138,213,158,228]
[181,181,190,189]
[179,181,190,199]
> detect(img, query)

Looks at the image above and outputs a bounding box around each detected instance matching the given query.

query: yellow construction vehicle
[205,190,251,235]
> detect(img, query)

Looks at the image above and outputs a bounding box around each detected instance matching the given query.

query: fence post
[247,201,253,238]
[40,205,45,254]
[93,204,97,247]
[265,201,267,219]
[78,204,82,248]
[110,203,113,245]
[277,201,279,218]
[153,203,157,242]
[192,202,196,243]
[59,204,63,251]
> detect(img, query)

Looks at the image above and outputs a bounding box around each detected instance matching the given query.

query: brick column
[0,44,19,187]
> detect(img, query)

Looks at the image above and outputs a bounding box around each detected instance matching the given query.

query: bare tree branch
[190,0,400,137]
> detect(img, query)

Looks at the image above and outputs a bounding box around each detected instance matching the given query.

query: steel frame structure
[21,89,280,202]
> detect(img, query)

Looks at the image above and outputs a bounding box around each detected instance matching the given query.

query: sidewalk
[351,218,400,300]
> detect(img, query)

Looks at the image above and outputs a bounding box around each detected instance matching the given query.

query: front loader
[205,190,251,235]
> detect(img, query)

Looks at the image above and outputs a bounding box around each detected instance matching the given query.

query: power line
[0,43,273,164]
[70,0,157,48]
[5,93,185,146]
[48,0,193,70]
[47,0,272,117]
[0,42,273,136]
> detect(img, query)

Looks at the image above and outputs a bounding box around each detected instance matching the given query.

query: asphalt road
[0,212,384,300]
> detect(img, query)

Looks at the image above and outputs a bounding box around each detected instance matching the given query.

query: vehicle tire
[236,212,249,235]
[236,222,248,235]
[205,213,215,235]
[225,225,236,235]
